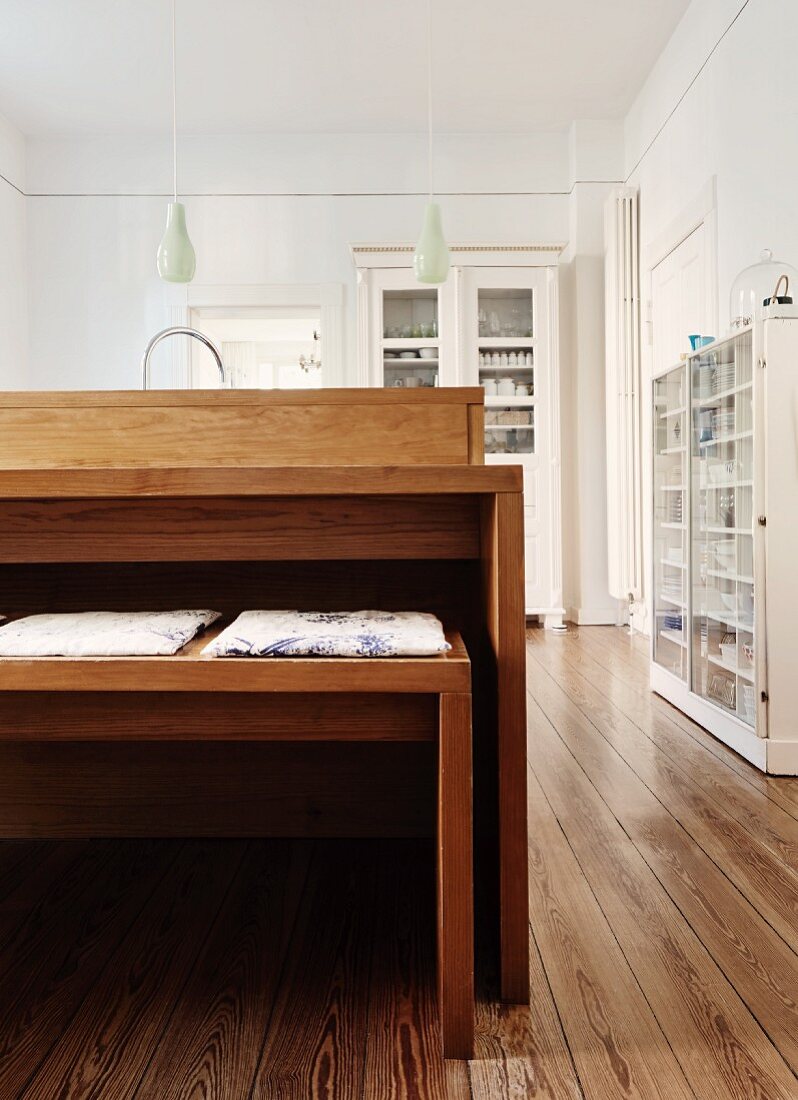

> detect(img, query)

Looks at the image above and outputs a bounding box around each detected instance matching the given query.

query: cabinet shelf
[659,629,687,649]
[478,337,535,349]
[484,396,536,407]
[707,654,755,682]
[699,430,754,448]
[707,569,754,584]
[382,338,439,350]
[694,382,753,406]
[478,364,534,373]
[706,610,754,632]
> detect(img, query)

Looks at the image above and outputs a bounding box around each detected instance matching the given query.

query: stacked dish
[712,361,736,392]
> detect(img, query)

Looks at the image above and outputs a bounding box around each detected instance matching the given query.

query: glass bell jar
[729,248,797,330]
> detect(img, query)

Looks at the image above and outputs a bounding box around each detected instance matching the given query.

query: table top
[0,464,522,499]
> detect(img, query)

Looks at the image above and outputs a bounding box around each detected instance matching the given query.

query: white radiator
[604,188,642,602]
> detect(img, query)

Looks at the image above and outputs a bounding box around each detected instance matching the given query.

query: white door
[651,224,710,373]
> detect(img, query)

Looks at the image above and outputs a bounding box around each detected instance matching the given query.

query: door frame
[163,283,345,388]
[635,177,718,636]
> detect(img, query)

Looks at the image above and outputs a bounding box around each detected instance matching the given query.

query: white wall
[22,131,573,390]
[0,112,27,387]
[625,0,798,631]
[10,123,623,622]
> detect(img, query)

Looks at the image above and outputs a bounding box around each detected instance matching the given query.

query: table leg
[481,491,530,1003]
[438,692,474,1059]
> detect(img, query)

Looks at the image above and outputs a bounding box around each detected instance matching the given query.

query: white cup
[515,383,530,396]
[483,379,498,396]
[404,375,420,388]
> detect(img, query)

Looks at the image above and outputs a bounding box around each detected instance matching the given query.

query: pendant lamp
[413,0,449,284]
[157,0,196,283]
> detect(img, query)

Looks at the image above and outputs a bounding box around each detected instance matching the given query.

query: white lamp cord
[171,0,178,203]
[426,0,433,202]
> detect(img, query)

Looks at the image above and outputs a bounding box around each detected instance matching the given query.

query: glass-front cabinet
[652,326,768,755]
[690,330,756,726]
[361,267,456,389]
[354,253,562,624]
[653,363,688,680]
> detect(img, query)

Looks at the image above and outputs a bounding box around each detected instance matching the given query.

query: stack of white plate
[712,362,736,392]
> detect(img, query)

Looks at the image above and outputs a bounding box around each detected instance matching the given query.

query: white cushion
[0,610,221,657]
[202,610,450,658]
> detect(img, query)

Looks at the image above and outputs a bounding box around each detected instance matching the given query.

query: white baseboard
[565,606,626,626]
[766,739,798,775]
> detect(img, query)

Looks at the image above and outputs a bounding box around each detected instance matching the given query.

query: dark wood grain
[0,839,85,911]
[470,921,584,1099]
[363,842,471,1099]
[0,741,436,837]
[0,841,177,1098]
[20,840,242,1100]
[437,693,474,1058]
[0,495,480,562]
[527,688,798,1099]
[480,492,529,1003]
[249,842,376,1100]
[0,629,792,1098]
[134,841,312,1100]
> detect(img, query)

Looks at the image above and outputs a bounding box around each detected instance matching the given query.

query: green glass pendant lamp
[413,0,449,285]
[157,0,196,283]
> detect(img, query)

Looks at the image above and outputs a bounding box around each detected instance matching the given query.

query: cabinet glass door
[653,364,688,679]
[477,288,536,455]
[381,287,440,389]
[690,331,756,726]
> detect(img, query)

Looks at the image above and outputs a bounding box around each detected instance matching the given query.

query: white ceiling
[0,0,689,136]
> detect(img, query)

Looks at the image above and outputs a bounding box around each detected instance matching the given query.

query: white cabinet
[651,312,798,774]
[353,251,562,624]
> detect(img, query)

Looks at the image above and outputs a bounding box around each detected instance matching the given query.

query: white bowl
[739,588,754,616]
[398,351,418,360]
[418,347,437,359]
[719,591,737,613]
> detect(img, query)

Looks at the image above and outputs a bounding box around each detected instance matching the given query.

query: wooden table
[0,389,529,1003]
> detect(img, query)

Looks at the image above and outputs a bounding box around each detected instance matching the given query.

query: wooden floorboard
[0,626,794,1098]
[526,637,798,1077]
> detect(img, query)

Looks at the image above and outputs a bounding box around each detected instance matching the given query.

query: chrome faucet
[140,326,227,389]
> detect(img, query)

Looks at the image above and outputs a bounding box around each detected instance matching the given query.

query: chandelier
[299,330,322,372]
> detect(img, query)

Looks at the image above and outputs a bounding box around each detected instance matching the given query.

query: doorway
[189,308,323,390]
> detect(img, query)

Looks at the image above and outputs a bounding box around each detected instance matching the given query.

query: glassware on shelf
[653,363,688,681]
[689,328,756,727]
[729,248,798,331]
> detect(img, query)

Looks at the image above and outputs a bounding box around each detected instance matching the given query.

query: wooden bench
[0,623,475,1059]
[0,388,528,1008]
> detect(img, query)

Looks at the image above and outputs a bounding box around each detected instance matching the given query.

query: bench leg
[437,692,474,1059]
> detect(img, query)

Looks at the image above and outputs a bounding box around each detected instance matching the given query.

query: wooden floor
[1,625,797,1098]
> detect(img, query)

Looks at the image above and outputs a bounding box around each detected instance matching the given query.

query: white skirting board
[565,605,627,626]
[651,663,798,775]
